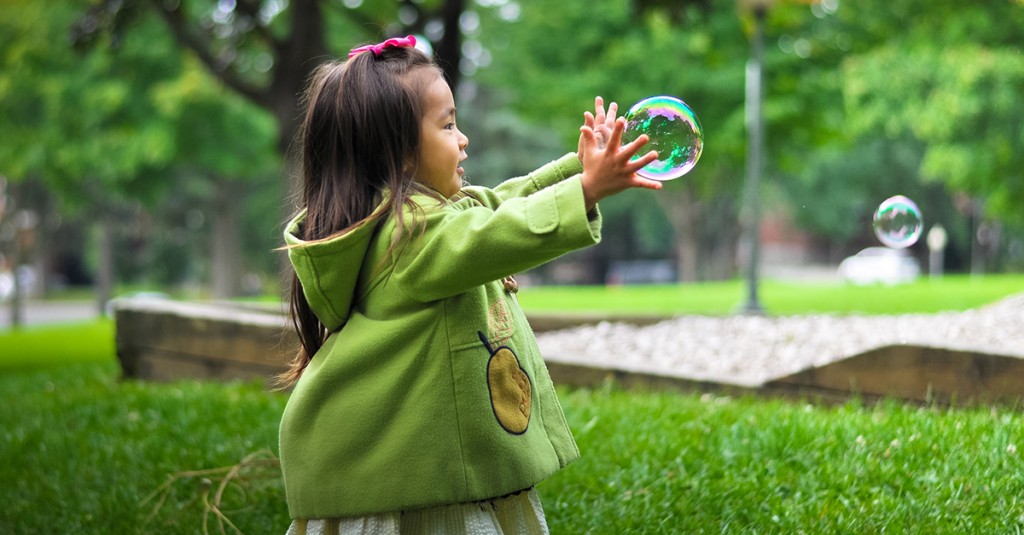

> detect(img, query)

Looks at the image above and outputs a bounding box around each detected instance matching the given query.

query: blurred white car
[838,247,920,285]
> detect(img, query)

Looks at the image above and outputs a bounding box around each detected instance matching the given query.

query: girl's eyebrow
[441,106,456,120]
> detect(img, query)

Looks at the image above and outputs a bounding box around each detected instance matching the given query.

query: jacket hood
[284,209,381,332]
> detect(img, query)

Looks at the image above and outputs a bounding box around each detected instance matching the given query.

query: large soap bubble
[621,95,704,181]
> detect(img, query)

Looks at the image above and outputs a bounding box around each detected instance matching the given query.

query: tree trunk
[658,185,701,282]
[9,230,24,329]
[435,0,465,89]
[268,0,327,158]
[96,218,114,316]
[705,208,741,281]
[210,178,242,299]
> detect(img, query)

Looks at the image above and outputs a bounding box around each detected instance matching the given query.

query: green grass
[3,362,1024,533]
[0,320,115,371]
[34,273,1024,321]
[517,274,1024,316]
[0,363,288,534]
[4,276,1024,534]
[545,385,1024,533]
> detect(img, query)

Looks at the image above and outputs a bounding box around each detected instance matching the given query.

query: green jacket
[279,153,602,519]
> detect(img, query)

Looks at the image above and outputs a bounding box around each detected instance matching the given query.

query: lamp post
[738,0,770,315]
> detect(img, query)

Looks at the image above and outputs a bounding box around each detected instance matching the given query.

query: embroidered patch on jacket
[478,332,532,435]
[486,299,514,344]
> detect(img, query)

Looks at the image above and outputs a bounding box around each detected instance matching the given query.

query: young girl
[278,35,661,534]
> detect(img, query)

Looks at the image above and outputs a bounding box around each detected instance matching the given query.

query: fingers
[586,121,657,167]
[620,130,652,156]
[594,96,606,128]
[579,125,596,143]
[632,177,664,191]
[627,150,660,171]
[583,111,595,130]
[606,117,627,150]
[590,97,619,125]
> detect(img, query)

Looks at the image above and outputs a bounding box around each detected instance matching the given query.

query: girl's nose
[458,128,469,150]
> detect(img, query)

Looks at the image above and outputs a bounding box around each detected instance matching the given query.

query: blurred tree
[0,0,281,303]
[150,57,279,296]
[72,0,477,296]
[76,0,471,158]
[0,2,178,204]
[474,0,1024,279]
[475,0,750,281]
[0,0,182,311]
[770,0,1024,269]
[844,44,1024,227]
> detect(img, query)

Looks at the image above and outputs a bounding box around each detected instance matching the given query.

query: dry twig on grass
[140,449,282,535]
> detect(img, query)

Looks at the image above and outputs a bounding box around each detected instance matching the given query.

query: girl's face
[413,73,469,198]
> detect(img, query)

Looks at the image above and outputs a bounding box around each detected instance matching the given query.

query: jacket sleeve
[391,175,600,302]
[461,153,583,209]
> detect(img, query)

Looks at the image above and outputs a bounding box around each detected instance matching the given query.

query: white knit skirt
[285,488,549,535]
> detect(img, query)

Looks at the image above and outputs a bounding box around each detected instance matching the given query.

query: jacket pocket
[525,186,558,234]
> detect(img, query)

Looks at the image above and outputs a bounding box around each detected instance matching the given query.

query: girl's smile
[415,73,470,198]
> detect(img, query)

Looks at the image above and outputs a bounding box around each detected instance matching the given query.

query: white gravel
[536,293,1024,387]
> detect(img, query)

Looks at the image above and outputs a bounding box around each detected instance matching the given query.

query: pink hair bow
[348,35,417,59]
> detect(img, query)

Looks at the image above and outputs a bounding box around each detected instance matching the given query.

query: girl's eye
[445,123,456,130]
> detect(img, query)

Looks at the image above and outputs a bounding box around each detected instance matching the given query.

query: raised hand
[578,106,661,211]
[585,96,618,150]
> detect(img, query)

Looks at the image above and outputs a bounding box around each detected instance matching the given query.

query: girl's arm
[391,175,599,302]
[392,99,658,302]
[461,153,583,208]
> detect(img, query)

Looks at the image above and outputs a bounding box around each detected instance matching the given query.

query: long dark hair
[278,46,442,388]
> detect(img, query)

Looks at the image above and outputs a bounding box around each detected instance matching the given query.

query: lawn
[0,363,288,534]
[3,277,1024,533]
[516,274,1024,316]
[0,320,114,370]
[546,386,1024,533]
[3,361,1023,534]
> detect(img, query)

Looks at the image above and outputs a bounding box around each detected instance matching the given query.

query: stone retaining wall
[114,299,294,383]
[113,298,1024,405]
[111,299,643,385]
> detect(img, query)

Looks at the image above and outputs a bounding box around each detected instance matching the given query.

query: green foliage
[769,0,1024,238]
[0,0,182,207]
[779,138,962,248]
[151,56,278,179]
[0,0,285,294]
[475,0,748,194]
[0,0,281,199]
[473,0,754,278]
[4,0,1023,299]
[469,0,1021,274]
[844,44,1024,225]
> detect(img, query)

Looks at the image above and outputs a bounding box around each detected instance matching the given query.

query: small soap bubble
[873,195,923,249]
[621,95,703,181]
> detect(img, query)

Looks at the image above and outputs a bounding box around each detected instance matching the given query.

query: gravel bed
[535,294,1024,387]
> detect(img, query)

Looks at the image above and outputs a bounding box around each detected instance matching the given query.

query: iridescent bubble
[873,195,923,249]
[621,95,704,181]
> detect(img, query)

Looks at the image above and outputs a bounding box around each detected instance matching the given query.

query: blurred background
[2,0,1023,324]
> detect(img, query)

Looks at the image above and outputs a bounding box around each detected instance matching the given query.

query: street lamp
[737,0,771,315]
